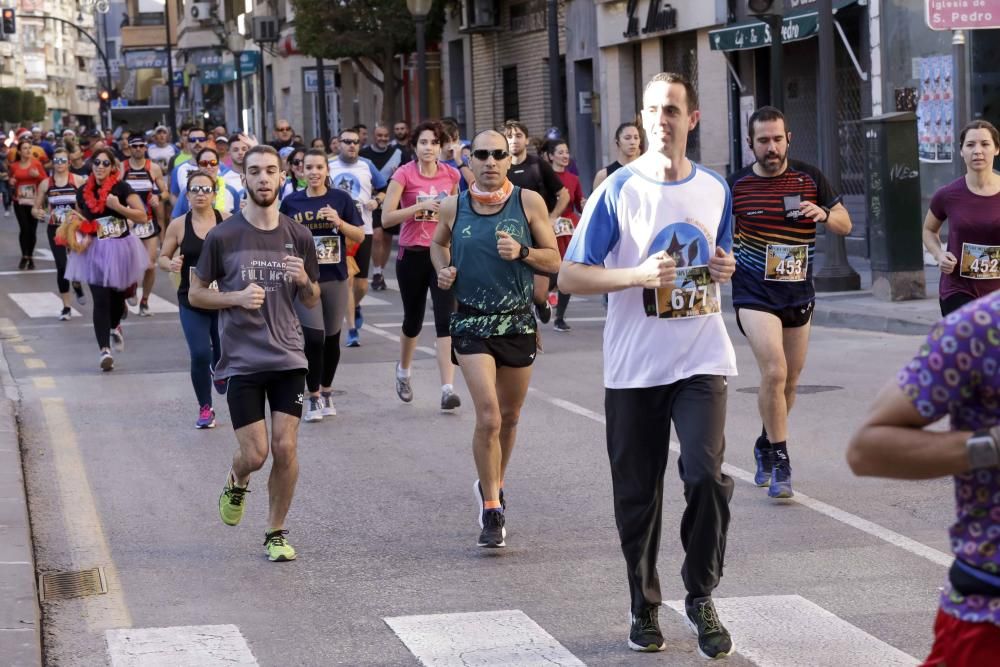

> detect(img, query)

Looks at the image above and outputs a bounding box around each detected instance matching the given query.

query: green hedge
[0,88,48,124]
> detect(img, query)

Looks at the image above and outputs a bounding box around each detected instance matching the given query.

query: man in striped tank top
[728,106,853,499]
[124,134,168,317]
[431,129,560,550]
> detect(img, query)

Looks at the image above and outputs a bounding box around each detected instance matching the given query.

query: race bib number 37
[960,243,1000,280]
[314,235,342,265]
[553,217,575,238]
[765,244,808,282]
[643,265,721,320]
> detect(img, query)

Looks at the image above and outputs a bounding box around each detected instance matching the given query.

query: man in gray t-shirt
[190,144,320,563]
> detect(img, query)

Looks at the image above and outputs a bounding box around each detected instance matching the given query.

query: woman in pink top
[382,120,462,409]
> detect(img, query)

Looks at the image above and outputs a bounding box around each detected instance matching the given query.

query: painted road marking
[8,292,81,319]
[361,324,436,357]
[360,293,391,307]
[666,595,918,666]
[34,248,54,261]
[41,397,131,632]
[106,625,258,667]
[32,377,55,390]
[385,610,585,667]
[24,358,46,369]
[527,387,953,568]
[13,344,33,354]
[0,269,57,276]
[126,293,178,315]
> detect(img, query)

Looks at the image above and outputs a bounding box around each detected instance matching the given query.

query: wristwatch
[518,244,530,261]
[966,428,1000,469]
[819,205,831,222]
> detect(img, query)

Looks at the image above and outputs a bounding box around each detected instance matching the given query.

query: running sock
[761,424,768,439]
[483,500,502,511]
[771,441,789,464]
[397,364,411,379]
[442,383,453,393]
[372,266,383,277]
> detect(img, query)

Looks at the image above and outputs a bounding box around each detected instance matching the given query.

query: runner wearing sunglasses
[168,128,212,207]
[381,120,462,409]
[123,135,169,316]
[280,147,308,200]
[31,147,84,319]
[430,129,560,548]
[171,147,242,218]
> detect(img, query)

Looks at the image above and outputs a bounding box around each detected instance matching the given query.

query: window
[77,56,87,72]
[136,0,166,26]
[502,66,518,121]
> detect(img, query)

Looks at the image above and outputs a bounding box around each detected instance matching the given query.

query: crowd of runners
[1,71,998,664]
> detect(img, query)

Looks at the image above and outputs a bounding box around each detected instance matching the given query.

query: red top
[9,158,47,205]
[555,169,584,224]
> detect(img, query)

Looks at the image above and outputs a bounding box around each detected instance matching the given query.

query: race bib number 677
[643,265,721,319]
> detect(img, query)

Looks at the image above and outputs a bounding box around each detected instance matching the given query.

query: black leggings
[46,225,69,293]
[547,273,571,320]
[303,328,343,393]
[14,204,37,258]
[940,292,977,316]
[89,285,127,349]
[397,247,453,339]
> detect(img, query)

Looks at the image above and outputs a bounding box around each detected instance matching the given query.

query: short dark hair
[304,148,328,162]
[186,169,217,191]
[747,106,787,140]
[410,120,446,148]
[440,118,461,142]
[959,119,1000,148]
[643,72,699,112]
[502,119,530,137]
[544,139,569,158]
[356,124,367,130]
[187,127,208,139]
[244,144,281,167]
[179,122,195,133]
[339,128,359,139]
[614,121,640,143]
[195,146,219,163]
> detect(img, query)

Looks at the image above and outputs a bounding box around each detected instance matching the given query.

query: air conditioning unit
[189,2,213,22]
[252,16,279,43]
[459,0,500,33]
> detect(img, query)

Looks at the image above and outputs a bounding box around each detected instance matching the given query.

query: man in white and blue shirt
[559,72,738,659]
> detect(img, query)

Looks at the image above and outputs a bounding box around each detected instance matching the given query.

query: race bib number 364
[765,244,808,282]
[960,243,1000,280]
[95,216,127,240]
[643,265,721,320]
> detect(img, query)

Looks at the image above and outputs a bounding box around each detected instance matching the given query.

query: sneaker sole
[100,357,114,372]
[195,422,217,429]
[321,409,337,417]
[768,487,794,499]
[684,616,735,659]
[477,539,506,548]
[441,396,461,410]
[303,414,324,423]
[268,553,297,562]
[627,640,666,652]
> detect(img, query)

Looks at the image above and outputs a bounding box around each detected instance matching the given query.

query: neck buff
[469,178,514,206]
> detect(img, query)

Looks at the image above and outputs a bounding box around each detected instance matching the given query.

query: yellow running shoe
[264,530,296,562]
[219,474,250,526]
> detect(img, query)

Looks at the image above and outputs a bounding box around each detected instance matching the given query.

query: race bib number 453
[765,244,808,282]
[960,243,1000,280]
[643,265,721,320]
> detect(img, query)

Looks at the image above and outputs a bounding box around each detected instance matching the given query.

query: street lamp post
[406,0,432,122]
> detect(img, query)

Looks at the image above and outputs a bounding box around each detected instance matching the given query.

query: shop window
[661,32,699,161]
[135,0,166,26]
[502,66,519,121]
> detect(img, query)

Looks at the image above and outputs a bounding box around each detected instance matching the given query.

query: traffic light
[99,90,110,102]
[1,8,16,35]
[747,0,783,15]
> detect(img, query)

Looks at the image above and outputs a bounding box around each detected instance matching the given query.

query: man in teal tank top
[431,129,561,549]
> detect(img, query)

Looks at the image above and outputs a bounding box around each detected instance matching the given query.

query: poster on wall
[917,55,954,163]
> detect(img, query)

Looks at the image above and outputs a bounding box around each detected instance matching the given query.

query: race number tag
[16,184,36,205]
[132,220,157,239]
[765,244,808,282]
[414,193,440,223]
[960,243,1000,280]
[553,217,575,237]
[95,216,127,240]
[51,206,72,226]
[314,235,342,265]
[189,267,218,291]
[643,265,721,320]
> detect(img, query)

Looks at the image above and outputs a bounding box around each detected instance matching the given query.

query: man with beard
[727,106,852,500]
[122,135,168,316]
[190,144,320,562]
[392,121,412,158]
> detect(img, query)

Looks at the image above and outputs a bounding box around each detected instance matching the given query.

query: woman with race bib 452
[66,147,149,371]
[923,119,1000,315]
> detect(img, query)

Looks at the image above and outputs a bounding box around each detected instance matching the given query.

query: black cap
[128,135,147,147]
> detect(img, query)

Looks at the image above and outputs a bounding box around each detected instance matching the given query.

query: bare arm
[31,179,49,219]
[550,187,570,222]
[430,196,458,273]
[157,217,183,272]
[824,202,851,236]
[107,192,149,224]
[518,190,561,274]
[380,180,418,228]
[592,169,608,192]
[189,274,262,310]
[847,381,973,479]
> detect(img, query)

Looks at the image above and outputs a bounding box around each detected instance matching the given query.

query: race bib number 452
[643,265,721,320]
[765,244,808,282]
[960,243,1000,280]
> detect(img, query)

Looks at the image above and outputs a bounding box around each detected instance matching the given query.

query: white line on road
[34,248,54,261]
[665,595,918,666]
[126,293,178,315]
[361,324,437,357]
[385,610,585,667]
[361,293,391,306]
[106,625,258,667]
[8,292,80,319]
[526,387,953,568]
[0,269,56,276]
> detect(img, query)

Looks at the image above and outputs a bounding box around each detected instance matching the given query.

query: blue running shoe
[753,436,772,487]
[354,304,364,330]
[769,461,794,498]
[346,329,360,347]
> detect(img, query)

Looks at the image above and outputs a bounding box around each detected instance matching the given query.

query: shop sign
[510,0,546,34]
[124,49,169,70]
[925,0,1000,30]
[623,0,678,39]
[304,68,336,94]
[709,0,856,51]
[597,0,722,48]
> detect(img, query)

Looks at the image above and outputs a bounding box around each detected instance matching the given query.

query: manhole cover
[39,567,108,602]
[736,384,843,395]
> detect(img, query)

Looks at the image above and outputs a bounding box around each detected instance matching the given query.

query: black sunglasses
[93,159,113,167]
[277,126,292,132]
[340,139,359,145]
[472,149,509,161]
[52,157,69,164]
[290,158,303,166]
[189,136,208,143]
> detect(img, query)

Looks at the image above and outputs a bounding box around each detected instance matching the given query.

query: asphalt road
[0,232,955,666]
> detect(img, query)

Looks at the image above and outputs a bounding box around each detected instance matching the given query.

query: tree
[0,87,22,124]
[32,94,47,122]
[289,0,446,124]
[19,90,37,124]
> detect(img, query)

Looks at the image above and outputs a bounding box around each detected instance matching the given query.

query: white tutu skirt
[65,234,149,291]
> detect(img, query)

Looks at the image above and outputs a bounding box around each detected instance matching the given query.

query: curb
[0,343,42,667]
[811,304,937,336]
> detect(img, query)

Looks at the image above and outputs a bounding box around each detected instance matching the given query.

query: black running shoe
[371,273,386,291]
[753,435,773,487]
[628,606,665,652]
[685,597,734,659]
[477,509,506,548]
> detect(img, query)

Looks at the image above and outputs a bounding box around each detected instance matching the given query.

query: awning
[709,0,858,52]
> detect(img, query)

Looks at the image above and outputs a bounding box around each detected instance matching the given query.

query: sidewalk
[0,338,41,667]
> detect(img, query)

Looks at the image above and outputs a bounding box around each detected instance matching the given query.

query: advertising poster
[917,55,954,163]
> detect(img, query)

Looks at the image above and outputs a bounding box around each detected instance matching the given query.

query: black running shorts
[226,369,307,430]
[735,302,815,337]
[451,333,537,368]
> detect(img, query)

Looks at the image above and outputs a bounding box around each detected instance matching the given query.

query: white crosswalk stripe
[385,609,585,667]
[665,595,918,666]
[106,625,258,666]
[7,292,80,319]
[360,293,391,306]
[126,293,178,315]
